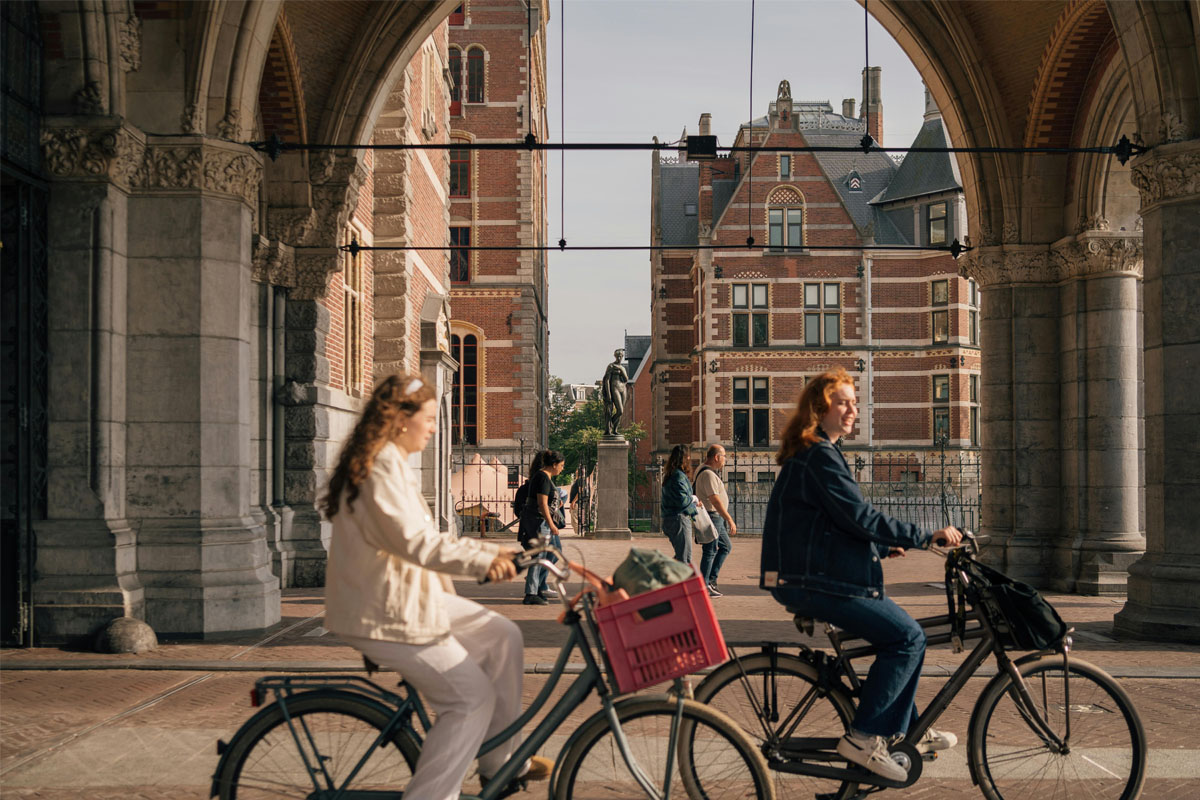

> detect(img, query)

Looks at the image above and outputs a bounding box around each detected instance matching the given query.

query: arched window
[449,141,470,197]
[766,186,805,251]
[466,47,485,103]
[450,333,479,445]
[448,47,462,116]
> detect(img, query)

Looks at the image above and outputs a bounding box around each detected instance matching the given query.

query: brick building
[446,0,550,468]
[638,77,980,482]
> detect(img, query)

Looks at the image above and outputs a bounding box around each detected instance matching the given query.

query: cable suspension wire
[341,238,972,258]
[246,134,1147,163]
[559,0,565,248]
[746,0,755,248]
[863,0,871,149]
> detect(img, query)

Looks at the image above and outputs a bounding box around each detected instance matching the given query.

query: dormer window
[847,170,863,192]
[684,203,697,216]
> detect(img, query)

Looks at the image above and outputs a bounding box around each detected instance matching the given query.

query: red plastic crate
[594,574,728,694]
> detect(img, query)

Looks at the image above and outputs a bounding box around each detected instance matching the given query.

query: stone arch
[257,10,307,144]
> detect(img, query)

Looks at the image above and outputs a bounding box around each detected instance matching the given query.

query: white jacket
[324,441,501,644]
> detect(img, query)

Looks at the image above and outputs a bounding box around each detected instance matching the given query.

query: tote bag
[691,496,717,544]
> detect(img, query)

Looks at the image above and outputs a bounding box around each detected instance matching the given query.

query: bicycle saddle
[785,607,817,637]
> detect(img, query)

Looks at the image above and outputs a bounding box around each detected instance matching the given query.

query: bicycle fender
[547,693,677,792]
[964,652,1066,787]
[209,689,400,798]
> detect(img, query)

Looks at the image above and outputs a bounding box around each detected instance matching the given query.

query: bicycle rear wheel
[214,690,420,799]
[693,652,858,800]
[554,696,774,799]
[969,655,1146,800]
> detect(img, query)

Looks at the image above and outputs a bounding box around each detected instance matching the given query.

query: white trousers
[341,594,527,800]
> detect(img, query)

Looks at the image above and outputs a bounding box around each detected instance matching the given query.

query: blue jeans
[523,523,561,596]
[699,515,732,585]
[662,514,692,564]
[772,587,924,738]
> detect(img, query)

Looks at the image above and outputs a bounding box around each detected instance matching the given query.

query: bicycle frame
[224,552,682,800]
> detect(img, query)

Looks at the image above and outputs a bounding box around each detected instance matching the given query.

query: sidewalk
[3,536,1199,797]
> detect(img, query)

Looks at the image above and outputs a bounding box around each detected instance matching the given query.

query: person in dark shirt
[518,450,564,605]
[660,444,698,563]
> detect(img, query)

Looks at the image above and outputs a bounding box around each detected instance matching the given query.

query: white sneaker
[915,727,957,753]
[836,731,907,783]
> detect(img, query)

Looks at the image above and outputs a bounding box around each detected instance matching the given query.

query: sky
[544,0,928,385]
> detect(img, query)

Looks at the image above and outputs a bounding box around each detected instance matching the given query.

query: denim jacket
[760,432,932,599]
[660,468,698,517]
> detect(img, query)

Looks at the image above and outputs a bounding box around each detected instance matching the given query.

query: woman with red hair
[761,369,962,783]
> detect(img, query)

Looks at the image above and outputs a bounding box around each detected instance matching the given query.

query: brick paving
[2,536,1198,797]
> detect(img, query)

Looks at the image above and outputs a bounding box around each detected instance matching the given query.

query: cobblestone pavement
[3,536,1198,798]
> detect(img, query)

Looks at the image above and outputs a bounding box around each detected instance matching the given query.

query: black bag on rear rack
[963,559,1067,651]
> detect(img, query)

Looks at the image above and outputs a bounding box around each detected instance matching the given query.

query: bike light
[249,687,261,707]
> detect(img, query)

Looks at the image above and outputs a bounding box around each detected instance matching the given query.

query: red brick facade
[447,0,550,458]
[638,92,981,472]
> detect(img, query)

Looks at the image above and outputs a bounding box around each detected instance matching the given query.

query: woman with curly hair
[660,443,698,563]
[322,374,549,799]
[762,368,961,783]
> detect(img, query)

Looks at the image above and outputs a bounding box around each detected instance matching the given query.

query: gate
[1,1,48,647]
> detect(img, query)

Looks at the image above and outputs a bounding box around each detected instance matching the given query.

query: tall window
[466,47,485,103]
[450,227,471,282]
[449,145,470,197]
[970,373,980,446]
[448,48,462,116]
[933,374,950,403]
[451,334,478,445]
[768,207,804,251]
[732,283,768,347]
[732,376,770,447]
[342,231,364,395]
[932,279,949,343]
[933,407,950,445]
[968,278,979,346]
[804,282,841,346]
[779,154,791,178]
[928,201,948,245]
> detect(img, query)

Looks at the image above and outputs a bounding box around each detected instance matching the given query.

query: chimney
[698,113,712,137]
[861,66,883,144]
[842,98,856,118]
[923,84,940,121]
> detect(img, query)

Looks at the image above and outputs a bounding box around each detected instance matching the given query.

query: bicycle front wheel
[554,696,774,800]
[694,652,858,800]
[214,690,421,799]
[970,655,1146,800]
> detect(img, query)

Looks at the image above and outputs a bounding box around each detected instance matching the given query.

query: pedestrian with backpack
[517,450,565,605]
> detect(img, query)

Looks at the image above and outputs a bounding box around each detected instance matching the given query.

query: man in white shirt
[694,444,736,597]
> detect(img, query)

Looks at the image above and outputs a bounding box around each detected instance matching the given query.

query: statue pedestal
[593,437,632,539]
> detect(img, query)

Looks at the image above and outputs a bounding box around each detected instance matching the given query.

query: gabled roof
[659,163,700,247]
[872,117,961,204]
[624,334,652,376]
[804,129,898,234]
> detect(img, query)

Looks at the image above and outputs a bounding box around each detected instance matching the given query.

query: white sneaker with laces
[836,731,907,783]
[915,727,957,753]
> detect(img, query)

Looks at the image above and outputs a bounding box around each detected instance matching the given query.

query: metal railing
[630,445,982,536]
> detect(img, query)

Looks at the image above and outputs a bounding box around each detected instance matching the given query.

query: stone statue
[601,348,630,437]
[778,80,792,101]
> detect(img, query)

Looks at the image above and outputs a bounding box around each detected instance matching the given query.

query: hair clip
[405,378,424,395]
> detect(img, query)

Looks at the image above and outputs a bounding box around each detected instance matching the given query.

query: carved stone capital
[959,245,1057,287]
[1130,139,1200,210]
[1052,234,1143,280]
[251,236,297,287]
[73,81,106,115]
[292,252,339,300]
[118,15,142,72]
[40,122,145,190]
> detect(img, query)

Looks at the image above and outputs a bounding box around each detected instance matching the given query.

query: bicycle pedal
[922,751,938,762]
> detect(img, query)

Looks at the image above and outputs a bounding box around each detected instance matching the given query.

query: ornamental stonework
[1130,141,1200,209]
[1052,235,1142,280]
[960,247,1056,287]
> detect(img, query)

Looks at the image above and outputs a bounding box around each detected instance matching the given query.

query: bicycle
[693,532,1146,800]
[209,543,775,800]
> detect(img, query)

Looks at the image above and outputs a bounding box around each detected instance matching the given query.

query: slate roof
[712,179,737,225]
[872,117,961,204]
[624,334,651,376]
[659,163,700,246]
[804,129,898,235]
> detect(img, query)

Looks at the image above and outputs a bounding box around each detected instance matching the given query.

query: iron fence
[451,447,594,537]
[629,447,982,536]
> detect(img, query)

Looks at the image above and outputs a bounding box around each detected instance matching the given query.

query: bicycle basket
[593,573,727,693]
[963,558,1067,651]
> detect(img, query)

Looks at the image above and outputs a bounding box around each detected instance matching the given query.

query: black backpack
[512,481,530,516]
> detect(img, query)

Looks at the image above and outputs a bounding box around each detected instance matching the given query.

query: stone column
[1051,234,1144,594]
[33,123,145,640]
[122,136,278,636]
[593,436,632,539]
[419,296,459,533]
[965,247,1061,583]
[1116,140,1200,641]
